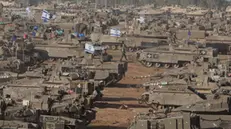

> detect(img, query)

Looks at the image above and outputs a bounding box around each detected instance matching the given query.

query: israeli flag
[26,7,30,13]
[85,43,95,54]
[137,16,145,23]
[41,10,50,21]
[110,28,121,37]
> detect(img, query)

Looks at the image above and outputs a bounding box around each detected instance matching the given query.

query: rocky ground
[88,61,162,129]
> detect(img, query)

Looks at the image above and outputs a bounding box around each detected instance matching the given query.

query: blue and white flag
[85,43,95,54]
[110,28,121,37]
[137,16,145,23]
[26,7,30,14]
[41,10,50,22]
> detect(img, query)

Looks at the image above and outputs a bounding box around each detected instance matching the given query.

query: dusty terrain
[88,61,162,129]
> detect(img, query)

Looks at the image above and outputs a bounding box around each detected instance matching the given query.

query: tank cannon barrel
[187,86,207,100]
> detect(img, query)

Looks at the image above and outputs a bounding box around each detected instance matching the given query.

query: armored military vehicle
[137,63,220,109]
[128,86,231,129]
[0,77,97,129]
[205,35,231,54]
[208,61,231,86]
[176,30,206,40]
[84,42,112,61]
[90,33,122,50]
[91,33,168,52]
[59,58,128,86]
[0,39,45,73]
[137,45,218,68]
[34,42,83,60]
[124,36,168,52]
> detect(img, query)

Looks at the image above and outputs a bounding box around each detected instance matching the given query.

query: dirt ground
[88,62,162,129]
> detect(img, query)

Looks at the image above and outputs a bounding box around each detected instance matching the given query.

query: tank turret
[129,89,231,129]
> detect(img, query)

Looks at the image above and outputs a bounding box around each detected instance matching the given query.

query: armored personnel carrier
[128,86,231,129]
[137,45,218,68]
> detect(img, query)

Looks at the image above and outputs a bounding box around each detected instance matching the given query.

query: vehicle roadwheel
[173,64,180,68]
[151,103,159,111]
[117,45,121,50]
[136,48,141,51]
[183,62,190,67]
[111,45,116,50]
[164,64,170,68]
[145,62,153,67]
[155,63,161,68]
[129,47,133,52]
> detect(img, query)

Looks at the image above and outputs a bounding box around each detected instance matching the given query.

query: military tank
[0,77,97,129]
[137,64,219,109]
[0,39,45,73]
[91,33,168,52]
[205,35,231,54]
[208,60,231,86]
[58,58,128,87]
[138,76,214,110]
[128,86,231,129]
[136,44,218,68]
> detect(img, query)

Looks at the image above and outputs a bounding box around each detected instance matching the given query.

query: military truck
[137,45,218,68]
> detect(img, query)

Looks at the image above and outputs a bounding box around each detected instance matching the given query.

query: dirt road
[88,62,162,129]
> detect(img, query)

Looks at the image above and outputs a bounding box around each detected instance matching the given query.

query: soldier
[47,96,54,113]
[68,30,72,41]
[120,41,127,62]
[100,48,107,62]
[168,30,177,44]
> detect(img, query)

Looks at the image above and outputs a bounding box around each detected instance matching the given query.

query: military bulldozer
[128,90,231,129]
[136,45,218,68]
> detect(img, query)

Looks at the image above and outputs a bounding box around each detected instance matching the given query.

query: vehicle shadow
[102,97,137,102]
[95,102,148,109]
[87,125,127,129]
[110,83,140,88]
